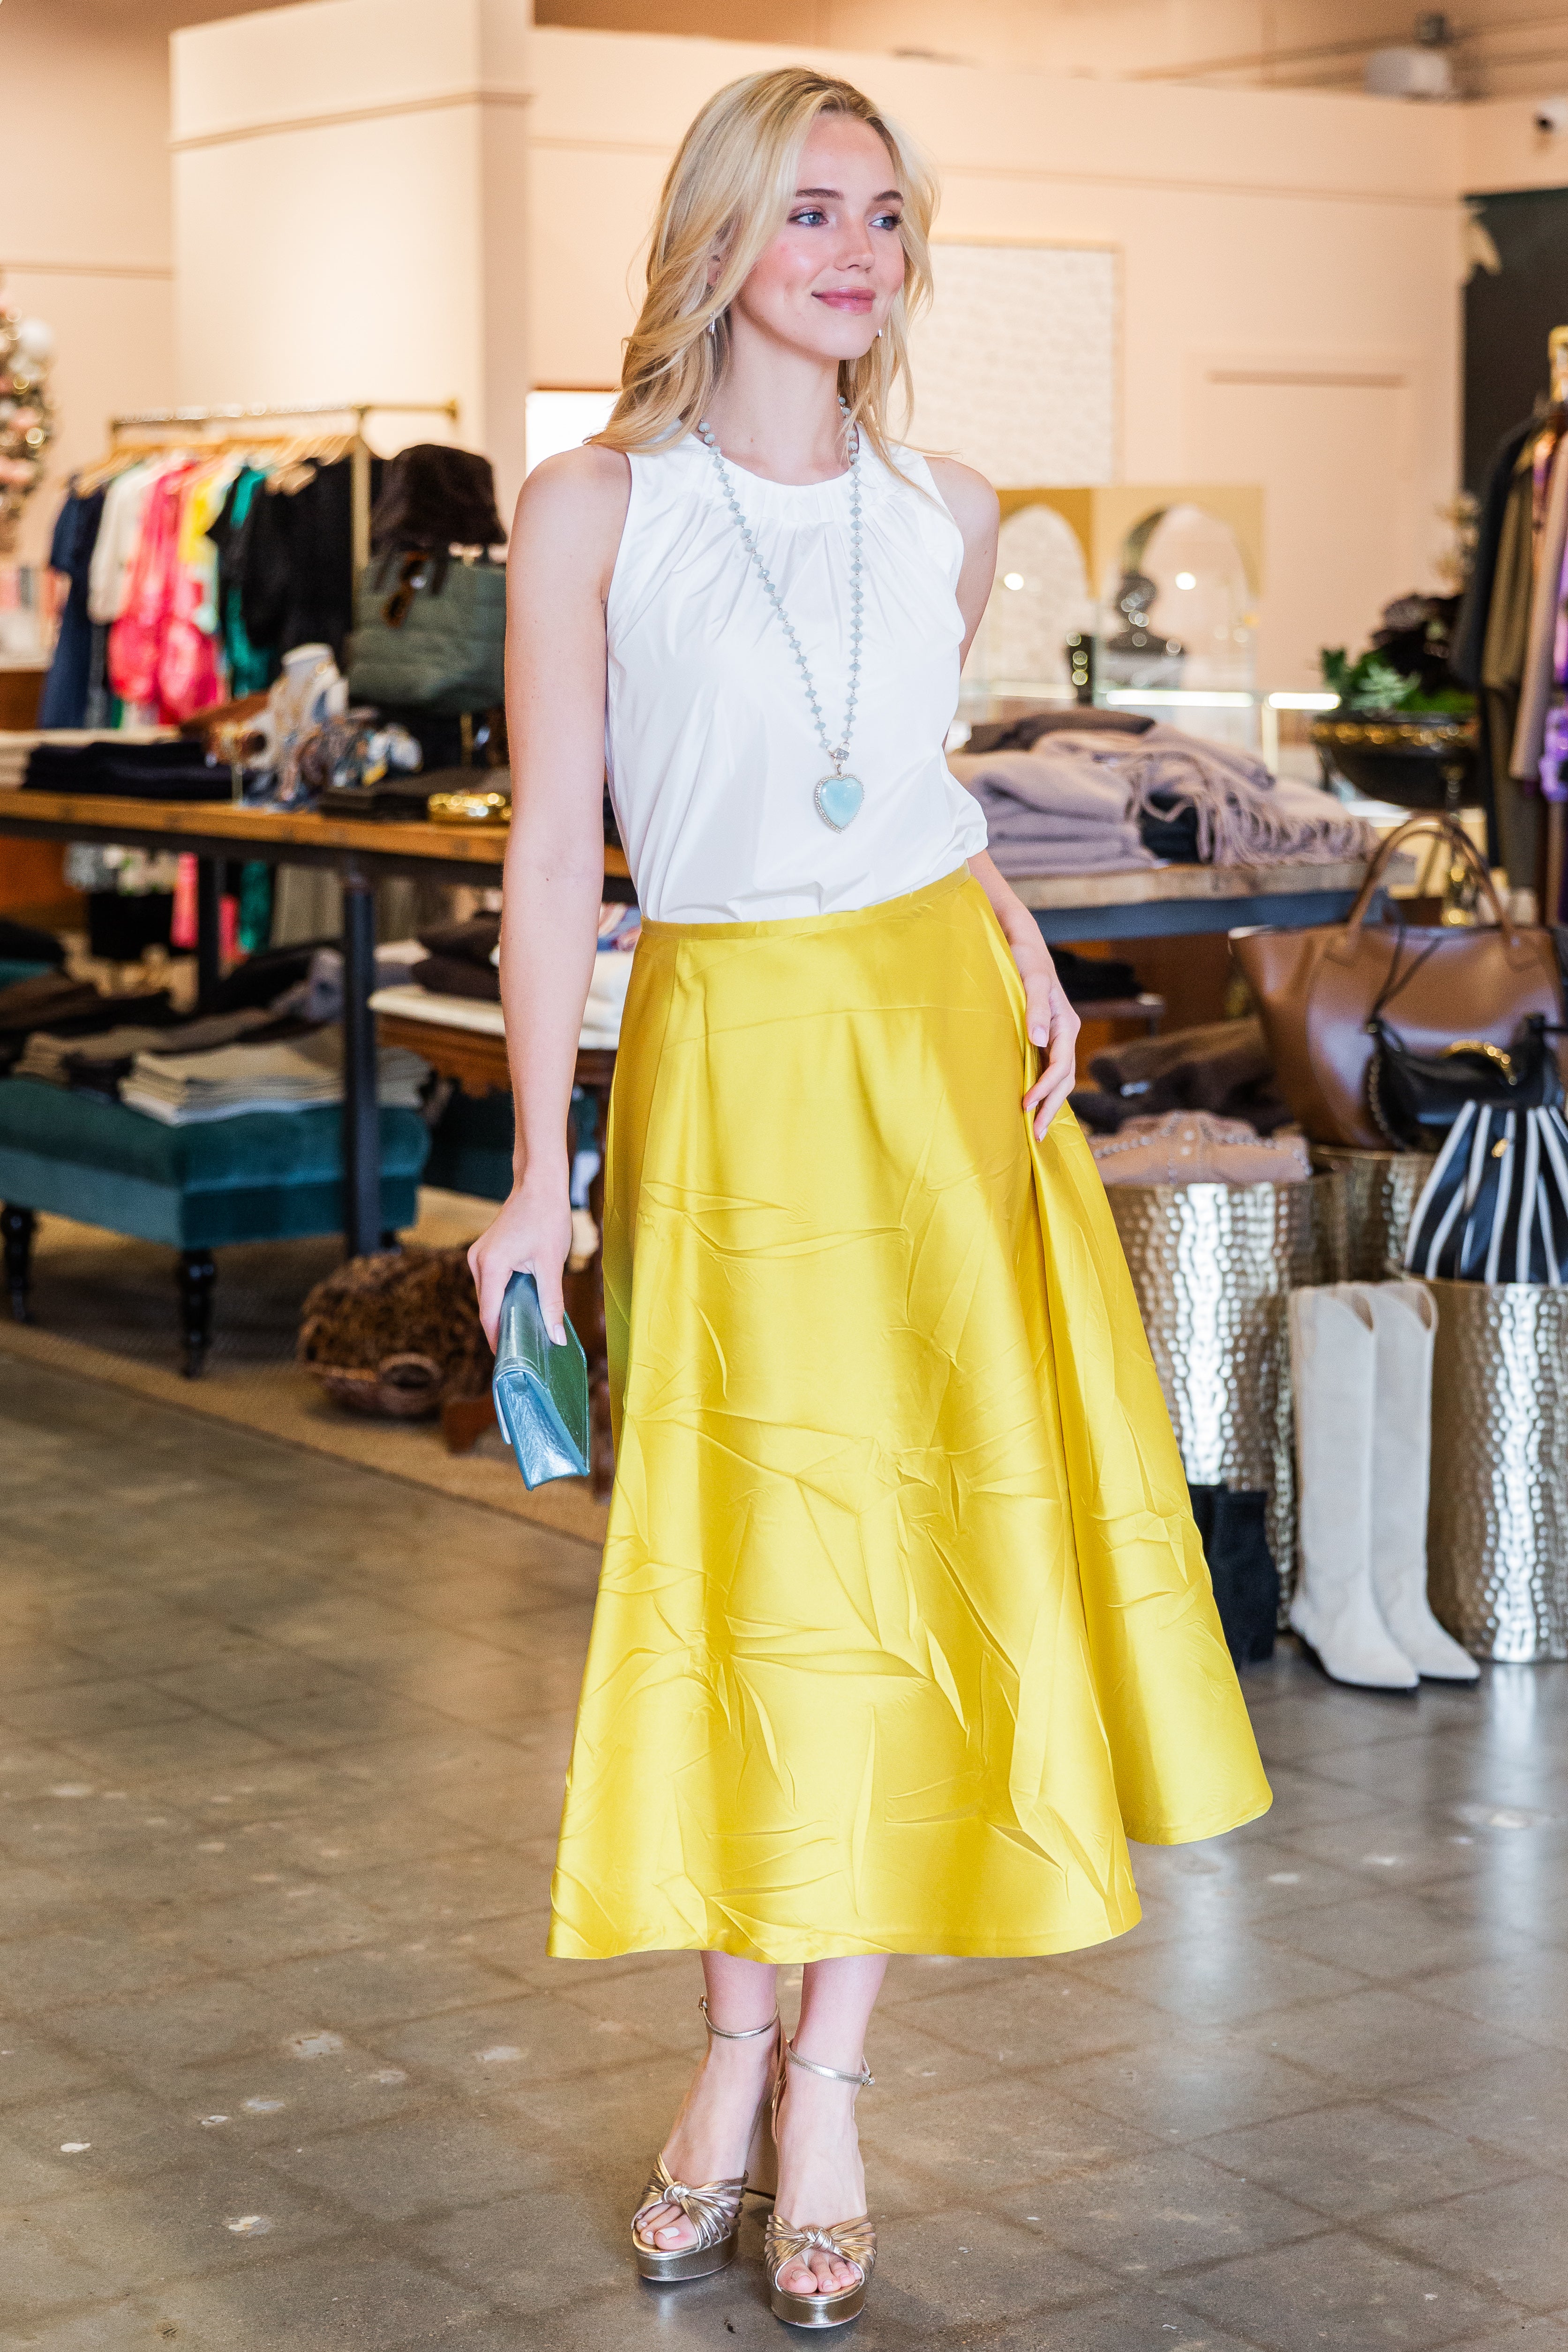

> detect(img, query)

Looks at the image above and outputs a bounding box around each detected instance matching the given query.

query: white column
[170,0,533,511]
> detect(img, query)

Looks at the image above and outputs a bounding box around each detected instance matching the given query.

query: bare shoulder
[510,444,631,594]
[925,455,1000,551]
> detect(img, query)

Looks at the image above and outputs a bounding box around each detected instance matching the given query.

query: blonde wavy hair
[594,67,936,470]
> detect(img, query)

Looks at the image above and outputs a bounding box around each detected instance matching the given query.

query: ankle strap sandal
[630,2001,780,2284]
[765,2039,878,2328]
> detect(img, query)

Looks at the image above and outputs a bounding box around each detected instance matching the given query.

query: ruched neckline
[675,431,867,522]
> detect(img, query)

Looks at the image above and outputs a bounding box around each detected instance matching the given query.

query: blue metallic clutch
[491,1272,590,1488]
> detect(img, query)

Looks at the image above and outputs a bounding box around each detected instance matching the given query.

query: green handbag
[492,1272,591,1488]
[346,555,506,716]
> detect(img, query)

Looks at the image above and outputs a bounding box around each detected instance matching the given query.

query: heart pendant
[815,774,864,831]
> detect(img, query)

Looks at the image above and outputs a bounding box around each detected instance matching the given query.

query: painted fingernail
[550,1325,566,1345]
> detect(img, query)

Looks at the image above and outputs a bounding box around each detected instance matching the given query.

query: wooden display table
[1017,856,1391,944]
[0,664,46,732]
[372,990,617,1494]
[0,787,630,1255]
[0,781,1394,1255]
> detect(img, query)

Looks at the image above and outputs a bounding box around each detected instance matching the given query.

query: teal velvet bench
[0,1079,430,1377]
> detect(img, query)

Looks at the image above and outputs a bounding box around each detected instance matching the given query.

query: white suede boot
[1359,1282,1480,1683]
[1287,1286,1418,1690]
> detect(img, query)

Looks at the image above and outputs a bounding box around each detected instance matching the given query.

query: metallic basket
[1425,1278,1568,1662]
[1106,1172,1344,1605]
[1311,1146,1436,1281]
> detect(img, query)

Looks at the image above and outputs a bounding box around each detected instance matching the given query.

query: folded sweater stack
[403,903,641,1050]
[952,721,1377,879]
[15,1007,276,1094]
[580,950,634,1050]
[1071,1017,1292,1137]
[949,740,1154,877]
[0,972,176,1072]
[403,914,500,1004]
[120,1026,428,1125]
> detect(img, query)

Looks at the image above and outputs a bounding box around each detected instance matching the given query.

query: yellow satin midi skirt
[549,867,1270,1963]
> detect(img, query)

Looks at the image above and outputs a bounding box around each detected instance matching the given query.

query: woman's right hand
[468,1181,574,1350]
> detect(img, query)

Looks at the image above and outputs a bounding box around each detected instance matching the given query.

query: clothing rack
[1546,331,1568,922]
[1550,325,1568,406]
[104,398,462,573]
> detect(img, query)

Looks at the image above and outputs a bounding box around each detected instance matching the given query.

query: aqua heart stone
[815,774,864,831]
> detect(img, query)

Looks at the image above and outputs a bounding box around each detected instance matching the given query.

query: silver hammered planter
[1311,1146,1437,1281]
[1106,1172,1344,1607]
[1425,1278,1568,1663]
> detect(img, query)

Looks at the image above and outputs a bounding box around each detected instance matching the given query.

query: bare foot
[635,2017,779,2254]
[772,2055,868,2299]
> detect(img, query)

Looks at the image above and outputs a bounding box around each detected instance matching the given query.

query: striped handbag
[1404,1090,1568,1284]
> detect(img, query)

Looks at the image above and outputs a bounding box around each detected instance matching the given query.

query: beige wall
[170,0,533,505]
[12,0,1567,685]
[533,0,1568,101]
[0,0,308,567]
[527,28,1468,685]
[1464,98,1568,192]
[0,1,179,565]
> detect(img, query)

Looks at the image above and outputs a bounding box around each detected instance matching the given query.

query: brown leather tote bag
[1230,816,1564,1148]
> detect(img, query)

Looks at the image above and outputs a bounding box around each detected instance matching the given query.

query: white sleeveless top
[604,434,987,924]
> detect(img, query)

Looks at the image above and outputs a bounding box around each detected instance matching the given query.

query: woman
[471,65,1270,2329]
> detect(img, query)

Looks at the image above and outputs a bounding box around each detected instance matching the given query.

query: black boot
[1190,1483,1277,1668]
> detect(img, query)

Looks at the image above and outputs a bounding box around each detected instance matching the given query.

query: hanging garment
[87,459,165,627]
[1452,417,1536,694]
[1510,428,1568,784]
[368,443,506,569]
[157,459,236,722]
[1481,438,1544,887]
[107,461,197,714]
[1452,416,1534,861]
[238,454,382,660]
[206,466,276,695]
[38,484,106,728]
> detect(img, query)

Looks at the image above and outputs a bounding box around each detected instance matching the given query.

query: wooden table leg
[341,871,383,1260]
[177,1248,216,1378]
[3,1204,35,1323]
[442,1394,497,1454]
[195,857,223,1014]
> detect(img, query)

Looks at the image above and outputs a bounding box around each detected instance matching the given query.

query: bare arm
[928,456,1080,1137]
[467,446,630,1346]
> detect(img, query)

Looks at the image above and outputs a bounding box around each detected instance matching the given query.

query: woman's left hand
[1020,950,1080,1138]
[964,851,1081,1137]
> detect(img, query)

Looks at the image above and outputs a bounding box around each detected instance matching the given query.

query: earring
[875,327,883,340]
[706,318,718,338]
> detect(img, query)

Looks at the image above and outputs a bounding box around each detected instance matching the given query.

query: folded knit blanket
[1086,1015,1293,1135]
[992,831,1151,875]
[952,722,1376,873]
[947,743,1154,878]
[1043,724,1376,866]
[15,1007,274,1090]
[121,1028,428,1125]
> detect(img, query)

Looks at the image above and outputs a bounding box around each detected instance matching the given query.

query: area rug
[0,1188,608,1549]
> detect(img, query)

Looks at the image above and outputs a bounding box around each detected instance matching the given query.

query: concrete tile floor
[1,1352,1566,2352]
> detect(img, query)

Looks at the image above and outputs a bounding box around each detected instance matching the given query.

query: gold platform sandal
[764,2040,877,2329]
[630,1999,781,2284]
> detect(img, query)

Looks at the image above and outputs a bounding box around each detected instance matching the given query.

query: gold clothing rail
[104,398,462,571]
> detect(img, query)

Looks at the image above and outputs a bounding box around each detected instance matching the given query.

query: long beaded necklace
[695,400,865,833]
